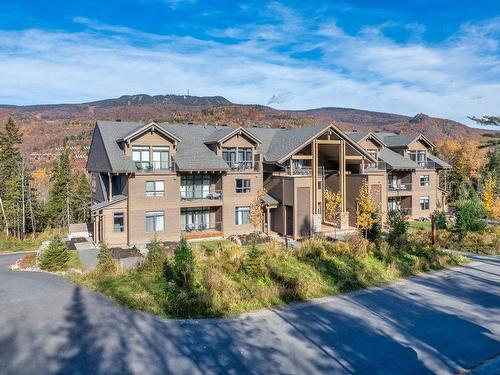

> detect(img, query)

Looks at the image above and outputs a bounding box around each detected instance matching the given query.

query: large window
[113,213,124,232]
[222,147,253,169]
[236,179,251,193]
[152,146,169,170]
[420,175,430,187]
[420,196,430,210]
[181,175,211,200]
[222,147,237,166]
[235,206,250,225]
[181,208,210,231]
[408,150,427,162]
[146,211,164,232]
[146,180,165,197]
[132,146,150,168]
[388,198,398,212]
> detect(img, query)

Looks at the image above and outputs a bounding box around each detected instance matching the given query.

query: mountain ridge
[0,94,488,158]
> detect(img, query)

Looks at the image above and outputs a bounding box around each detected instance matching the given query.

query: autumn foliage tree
[249,188,267,232]
[482,176,500,220]
[356,181,378,238]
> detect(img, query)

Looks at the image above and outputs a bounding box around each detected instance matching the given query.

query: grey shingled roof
[379,134,420,148]
[428,154,452,169]
[90,195,127,211]
[159,123,231,171]
[95,121,142,172]
[89,121,376,172]
[378,148,420,169]
[345,131,371,143]
[203,127,235,144]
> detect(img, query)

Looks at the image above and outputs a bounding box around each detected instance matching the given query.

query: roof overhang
[118,121,181,144]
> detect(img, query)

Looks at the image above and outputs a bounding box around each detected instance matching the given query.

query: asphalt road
[0,252,499,375]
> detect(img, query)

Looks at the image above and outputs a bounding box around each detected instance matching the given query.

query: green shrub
[454,200,487,234]
[367,213,382,245]
[173,238,195,289]
[39,235,69,272]
[387,211,409,249]
[344,233,369,259]
[96,242,116,274]
[244,243,267,278]
[295,238,326,259]
[144,238,166,276]
[434,210,447,230]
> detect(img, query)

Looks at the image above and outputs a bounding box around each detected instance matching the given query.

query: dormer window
[152,146,170,170]
[132,146,150,169]
[222,147,254,170]
[408,150,426,162]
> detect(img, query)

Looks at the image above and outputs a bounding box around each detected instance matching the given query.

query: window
[222,147,237,167]
[420,175,430,187]
[235,206,250,225]
[146,180,165,197]
[388,174,398,189]
[367,149,378,159]
[132,146,150,168]
[417,151,426,162]
[181,208,210,231]
[113,213,124,232]
[388,198,398,212]
[420,196,430,210]
[146,211,164,232]
[236,179,251,193]
[181,175,211,199]
[152,146,169,170]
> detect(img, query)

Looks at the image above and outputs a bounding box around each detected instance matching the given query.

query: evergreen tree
[39,235,69,271]
[173,237,195,289]
[70,172,91,223]
[144,237,166,276]
[387,210,409,249]
[96,242,116,274]
[45,150,71,227]
[0,117,35,238]
[244,243,266,278]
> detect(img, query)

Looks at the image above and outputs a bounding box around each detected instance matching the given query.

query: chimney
[222,124,228,127]
[115,119,122,122]
[351,129,357,132]
[280,125,287,129]
[374,130,380,133]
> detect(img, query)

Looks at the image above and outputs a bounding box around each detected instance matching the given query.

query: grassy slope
[71,239,467,319]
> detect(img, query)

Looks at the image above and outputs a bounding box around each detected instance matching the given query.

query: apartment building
[86,121,450,246]
[345,131,451,223]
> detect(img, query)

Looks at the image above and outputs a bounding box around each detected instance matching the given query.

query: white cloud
[0,11,498,126]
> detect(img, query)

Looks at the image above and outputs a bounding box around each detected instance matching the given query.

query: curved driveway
[0,252,499,375]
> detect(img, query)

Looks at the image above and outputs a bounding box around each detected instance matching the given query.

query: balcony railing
[180,190,222,201]
[365,161,388,170]
[275,166,325,177]
[226,160,259,172]
[181,221,223,233]
[417,161,436,169]
[388,183,412,192]
[134,160,175,172]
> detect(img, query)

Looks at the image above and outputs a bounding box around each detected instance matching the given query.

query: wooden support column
[340,140,346,212]
[266,207,271,235]
[108,173,112,201]
[312,139,318,214]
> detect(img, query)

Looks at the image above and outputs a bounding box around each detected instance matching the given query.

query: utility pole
[0,195,8,236]
[21,158,26,240]
[28,180,36,238]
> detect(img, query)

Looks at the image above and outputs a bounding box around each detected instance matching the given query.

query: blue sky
[0,1,499,126]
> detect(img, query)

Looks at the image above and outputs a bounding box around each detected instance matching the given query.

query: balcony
[274,166,325,177]
[181,221,223,239]
[388,183,412,192]
[134,160,175,173]
[388,207,412,216]
[365,161,388,171]
[417,161,436,169]
[226,160,259,172]
[180,190,223,202]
